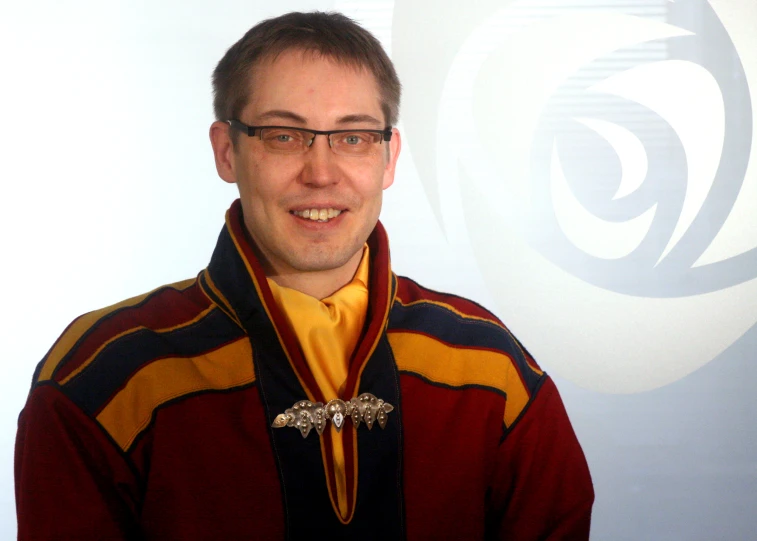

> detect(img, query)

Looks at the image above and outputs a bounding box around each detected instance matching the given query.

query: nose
[301,135,339,187]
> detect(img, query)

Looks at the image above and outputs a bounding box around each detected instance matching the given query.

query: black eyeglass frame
[227,119,393,146]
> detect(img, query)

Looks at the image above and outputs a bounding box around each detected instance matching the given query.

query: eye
[260,128,308,153]
[336,132,376,148]
[332,132,382,156]
[262,129,303,142]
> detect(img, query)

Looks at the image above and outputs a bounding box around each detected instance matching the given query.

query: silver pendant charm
[272,393,394,438]
[325,399,348,432]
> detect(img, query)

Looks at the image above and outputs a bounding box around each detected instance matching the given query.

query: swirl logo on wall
[393,0,757,392]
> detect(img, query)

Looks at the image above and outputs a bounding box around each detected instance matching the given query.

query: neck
[266,250,363,300]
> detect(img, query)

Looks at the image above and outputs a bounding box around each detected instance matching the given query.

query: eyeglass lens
[259,128,382,156]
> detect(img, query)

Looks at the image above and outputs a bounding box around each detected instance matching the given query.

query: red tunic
[15,200,594,539]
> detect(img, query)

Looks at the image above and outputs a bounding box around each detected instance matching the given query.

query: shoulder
[392,274,507,327]
[33,277,208,386]
[33,275,246,399]
[27,275,253,451]
[389,275,545,429]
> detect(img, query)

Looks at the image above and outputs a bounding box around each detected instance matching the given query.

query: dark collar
[199,198,397,404]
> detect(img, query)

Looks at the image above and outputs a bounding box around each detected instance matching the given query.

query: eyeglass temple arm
[227,119,257,137]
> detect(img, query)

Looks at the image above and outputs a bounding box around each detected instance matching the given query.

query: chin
[288,255,352,273]
[285,245,360,273]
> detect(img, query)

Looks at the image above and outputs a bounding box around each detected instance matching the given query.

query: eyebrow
[335,114,383,127]
[255,110,384,127]
[256,110,308,124]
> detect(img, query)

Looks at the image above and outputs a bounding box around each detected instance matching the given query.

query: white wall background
[1,1,755,539]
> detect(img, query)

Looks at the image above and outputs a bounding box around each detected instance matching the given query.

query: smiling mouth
[289,208,344,223]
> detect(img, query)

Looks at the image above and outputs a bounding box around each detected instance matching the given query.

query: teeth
[292,208,343,222]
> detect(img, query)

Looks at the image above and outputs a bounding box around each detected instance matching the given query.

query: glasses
[227,119,392,157]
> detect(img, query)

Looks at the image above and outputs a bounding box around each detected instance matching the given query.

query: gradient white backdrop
[1,1,755,539]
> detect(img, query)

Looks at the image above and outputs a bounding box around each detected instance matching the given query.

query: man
[15,11,593,540]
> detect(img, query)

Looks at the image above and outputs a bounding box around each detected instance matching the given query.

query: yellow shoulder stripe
[395,298,544,377]
[388,331,530,428]
[97,338,255,451]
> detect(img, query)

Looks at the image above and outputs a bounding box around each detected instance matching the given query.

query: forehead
[244,50,383,124]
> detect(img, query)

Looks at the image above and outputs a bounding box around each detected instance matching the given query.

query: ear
[382,128,401,190]
[209,120,237,184]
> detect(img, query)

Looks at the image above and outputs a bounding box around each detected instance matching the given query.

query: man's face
[212,50,400,281]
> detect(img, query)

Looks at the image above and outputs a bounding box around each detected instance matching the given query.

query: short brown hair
[212,11,401,132]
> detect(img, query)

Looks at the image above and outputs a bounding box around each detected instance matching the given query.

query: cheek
[240,155,301,198]
[352,159,389,193]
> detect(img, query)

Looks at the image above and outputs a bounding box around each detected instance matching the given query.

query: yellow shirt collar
[266,244,370,399]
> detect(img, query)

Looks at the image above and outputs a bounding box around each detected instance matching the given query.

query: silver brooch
[271,393,395,438]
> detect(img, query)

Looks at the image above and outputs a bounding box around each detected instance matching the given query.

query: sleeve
[15,383,142,540]
[486,376,595,540]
